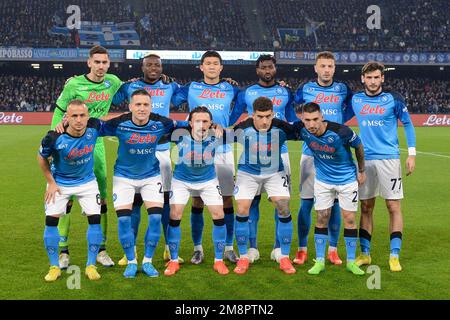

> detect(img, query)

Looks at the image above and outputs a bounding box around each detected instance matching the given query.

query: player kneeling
[38,100,103,282]
[164,107,229,276]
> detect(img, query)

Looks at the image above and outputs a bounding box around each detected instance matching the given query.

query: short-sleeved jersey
[294,121,362,185]
[39,118,101,187]
[234,118,297,175]
[99,113,175,179]
[350,91,416,160]
[172,80,240,153]
[112,78,180,151]
[230,83,298,154]
[295,81,353,156]
[55,74,122,119]
[172,127,223,183]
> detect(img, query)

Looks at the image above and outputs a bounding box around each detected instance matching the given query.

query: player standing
[164,107,229,276]
[51,46,122,268]
[38,100,104,282]
[293,51,353,265]
[112,53,184,265]
[232,97,297,275]
[229,54,298,263]
[172,51,240,264]
[285,102,367,276]
[351,62,416,272]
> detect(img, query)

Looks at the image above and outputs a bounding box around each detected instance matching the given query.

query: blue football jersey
[39,118,101,187]
[295,81,353,156]
[99,113,175,179]
[172,80,240,153]
[172,127,223,183]
[112,79,180,151]
[230,83,298,154]
[234,118,297,175]
[295,121,362,185]
[350,91,416,160]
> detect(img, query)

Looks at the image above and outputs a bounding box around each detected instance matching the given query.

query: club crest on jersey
[104,80,111,88]
[381,95,388,102]
[233,186,239,195]
[276,88,283,95]
[86,131,93,140]
[327,136,335,144]
[219,83,227,90]
[307,87,314,93]
[113,193,117,202]
[334,85,341,92]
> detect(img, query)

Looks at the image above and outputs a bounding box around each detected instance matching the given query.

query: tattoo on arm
[355,143,365,172]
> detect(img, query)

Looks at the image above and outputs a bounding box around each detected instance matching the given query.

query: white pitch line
[399,148,450,159]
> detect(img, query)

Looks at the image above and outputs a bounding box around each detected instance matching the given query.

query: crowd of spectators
[0,0,448,51]
[1,74,448,114]
[260,0,449,52]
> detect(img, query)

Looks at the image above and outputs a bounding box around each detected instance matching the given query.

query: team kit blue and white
[350,90,416,258]
[39,119,104,268]
[113,79,181,248]
[230,83,298,254]
[166,127,228,262]
[294,81,353,252]
[172,80,240,251]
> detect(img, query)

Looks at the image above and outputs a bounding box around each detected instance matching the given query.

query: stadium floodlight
[343,69,349,73]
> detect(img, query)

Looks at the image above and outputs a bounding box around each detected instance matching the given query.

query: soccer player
[229,54,298,263]
[51,45,122,268]
[232,97,297,275]
[38,100,104,282]
[112,53,184,265]
[98,89,183,278]
[172,50,240,264]
[293,51,354,265]
[351,62,416,272]
[164,106,229,276]
[286,102,367,276]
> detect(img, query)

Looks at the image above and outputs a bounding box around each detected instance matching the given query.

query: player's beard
[365,84,382,95]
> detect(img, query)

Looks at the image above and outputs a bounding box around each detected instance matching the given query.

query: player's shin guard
[144,207,162,259]
[314,227,328,261]
[44,216,60,267]
[328,200,341,248]
[86,215,102,266]
[298,199,313,248]
[248,195,261,249]
[344,228,358,262]
[224,207,235,247]
[390,232,402,258]
[162,192,171,242]
[235,215,249,256]
[168,219,181,260]
[277,215,293,256]
[190,207,204,247]
[130,194,143,242]
[117,210,135,261]
[100,204,108,250]
[57,214,70,251]
[359,228,372,255]
[212,219,226,260]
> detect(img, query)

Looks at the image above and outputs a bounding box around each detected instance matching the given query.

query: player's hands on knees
[45,182,61,204]
[357,172,366,185]
[406,156,416,176]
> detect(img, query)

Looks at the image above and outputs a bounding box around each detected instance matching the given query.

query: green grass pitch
[0,125,449,300]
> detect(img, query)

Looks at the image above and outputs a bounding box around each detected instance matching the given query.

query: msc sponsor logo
[322,108,338,116]
[361,120,385,127]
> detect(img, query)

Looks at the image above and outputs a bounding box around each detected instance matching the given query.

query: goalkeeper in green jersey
[51,46,122,267]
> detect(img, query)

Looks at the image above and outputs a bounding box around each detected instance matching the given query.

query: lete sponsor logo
[0,112,23,124]
[423,115,450,126]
